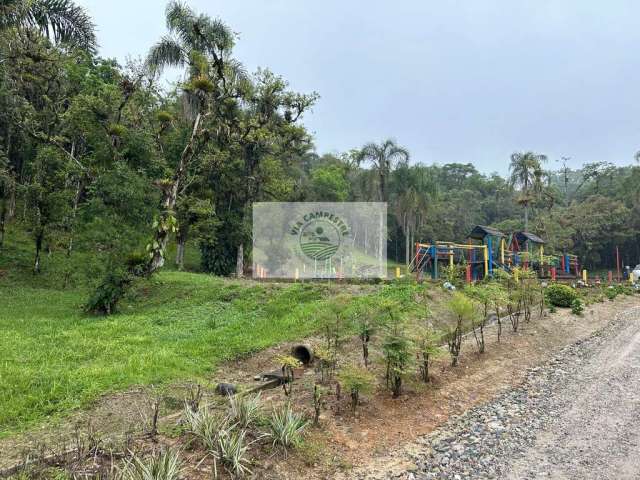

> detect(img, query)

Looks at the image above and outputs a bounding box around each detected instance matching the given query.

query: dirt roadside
[1,296,639,479]
[319,296,640,480]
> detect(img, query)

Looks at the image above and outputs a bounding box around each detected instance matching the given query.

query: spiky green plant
[267,403,307,452]
[118,448,182,480]
[228,393,262,429]
[182,403,227,450]
[213,427,252,478]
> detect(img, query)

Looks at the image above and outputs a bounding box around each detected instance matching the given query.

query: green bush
[84,270,132,315]
[571,298,584,316]
[267,403,307,451]
[605,287,618,301]
[546,284,578,308]
[615,284,634,296]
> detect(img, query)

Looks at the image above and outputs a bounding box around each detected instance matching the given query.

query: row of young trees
[1,1,639,311]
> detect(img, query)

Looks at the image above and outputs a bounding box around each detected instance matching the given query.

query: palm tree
[144,1,238,273]
[0,0,95,50]
[147,1,235,76]
[357,139,410,202]
[508,151,547,231]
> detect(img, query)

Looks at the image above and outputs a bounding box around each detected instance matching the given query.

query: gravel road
[357,305,640,480]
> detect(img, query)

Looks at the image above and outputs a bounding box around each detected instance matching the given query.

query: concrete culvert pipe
[291,344,314,365]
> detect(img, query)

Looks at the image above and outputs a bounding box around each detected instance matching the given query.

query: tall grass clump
[228,393,262,429]
[213,427,252,478]
[118,448,182,480]
[267,403,308,452]
[182,403,227,450]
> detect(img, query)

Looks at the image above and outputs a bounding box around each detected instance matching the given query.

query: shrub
[413,326,442,382]
[228,393,262,429]
[337,366,376,412]
[267,403,307,452]
[214,428,252,478]
[447,293,475,366]
[84,270,132,315]
[182,403,227,451]
[352,304,378,368]
[606,287,618,301]
[118,448,182,480]
[314,345,337,383]
[546,283,578,308]
[312,383,328,425]
[571,298,584,316]
[276,355,302,396]
[382,315,413,398]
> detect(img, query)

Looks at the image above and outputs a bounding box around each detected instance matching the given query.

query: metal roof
[468,225,505,240]
[514,231,546,245]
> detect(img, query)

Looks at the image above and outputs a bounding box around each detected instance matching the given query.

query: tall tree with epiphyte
[508,151,547,231]
[144,0,246,274]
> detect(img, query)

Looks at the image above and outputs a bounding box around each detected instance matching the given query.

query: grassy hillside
[0,228,428,437]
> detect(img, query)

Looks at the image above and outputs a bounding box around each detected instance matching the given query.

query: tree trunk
[379,208,385,278]
[7,181,15,220]
[0,188,7,249]
[405,222,411,266]
[148,113,201,275]
[0,201,5,249]
[236,243,244,277]
[379,172,386,202]
[67,177,82,256]
[176,234,186,271]
[34,228,44,274]
[524,202,529,232]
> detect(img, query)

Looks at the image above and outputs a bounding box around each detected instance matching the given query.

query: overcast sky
[76,0,640,174]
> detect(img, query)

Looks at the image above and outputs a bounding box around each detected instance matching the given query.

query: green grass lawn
[0,267,423,437]
[0,225,425,437]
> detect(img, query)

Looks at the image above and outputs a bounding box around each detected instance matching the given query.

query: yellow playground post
[483,245,489,277]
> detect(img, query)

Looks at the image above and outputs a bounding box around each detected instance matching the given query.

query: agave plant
[182,402,228,450]
[118,448,182,480]
[213,427,252,478]
[228,393,262,429]
[267,403,308,452]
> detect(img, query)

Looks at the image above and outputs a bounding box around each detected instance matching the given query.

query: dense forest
[1,1,639,309]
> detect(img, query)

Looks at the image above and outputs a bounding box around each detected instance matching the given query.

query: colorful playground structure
[409,225,581,282]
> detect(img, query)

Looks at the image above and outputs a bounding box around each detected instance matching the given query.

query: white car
[634,265,640,282]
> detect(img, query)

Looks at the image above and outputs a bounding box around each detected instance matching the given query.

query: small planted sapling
[276,355,302,396]
[447,293,475,366]
[380,302,413,398]
[337,365,376,413]
[464,285,489,353]
[312,383,328,425]
[352,305,378,368]
[319,295,352,353]
[413,325,442,382]
[314,345,337,383]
